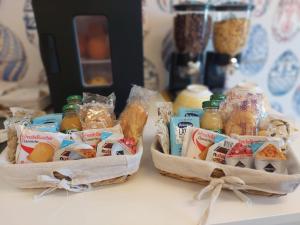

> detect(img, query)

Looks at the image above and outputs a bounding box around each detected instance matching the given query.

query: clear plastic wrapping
[120,85,156,141]
[79,93,116,129]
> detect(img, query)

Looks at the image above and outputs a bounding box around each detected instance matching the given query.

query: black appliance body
[32,0,144,114]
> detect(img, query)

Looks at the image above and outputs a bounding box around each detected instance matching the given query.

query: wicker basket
[151,139,300,196]
[0,140,143,191]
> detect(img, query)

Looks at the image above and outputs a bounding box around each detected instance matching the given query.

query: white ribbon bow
[195,176,251,225]
[34,169,91,200]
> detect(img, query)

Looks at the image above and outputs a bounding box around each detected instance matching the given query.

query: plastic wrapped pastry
[120,85,155,141]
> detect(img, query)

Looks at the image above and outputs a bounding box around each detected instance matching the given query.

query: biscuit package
[206,138,238,164]
[120,85,156,141]
[79,92,116,130]
[225,142,253,168]
[16,127,66,163]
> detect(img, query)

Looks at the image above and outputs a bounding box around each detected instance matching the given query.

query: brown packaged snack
[120,85,155,141]
[79,93,116,130]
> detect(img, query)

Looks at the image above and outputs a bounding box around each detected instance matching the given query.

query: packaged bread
[16,127,66,163]
[120,85,156,141]
[79,93,116,130]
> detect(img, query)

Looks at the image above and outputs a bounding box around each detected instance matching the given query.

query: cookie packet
[96,131,136,156]
[225,142,253,168]
[206,137,238,164]
[79,92,116,130]
[254,142,287,174]
[120,85,156,142]
[170,117,199,156]
[182,127,227,160]
[16,127,66,164]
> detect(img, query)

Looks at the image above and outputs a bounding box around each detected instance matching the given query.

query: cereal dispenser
[204,0,254,92]
[32,0,143,114]
[169,1,212,96]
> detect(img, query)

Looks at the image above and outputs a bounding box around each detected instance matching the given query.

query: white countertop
[0,116,299,225]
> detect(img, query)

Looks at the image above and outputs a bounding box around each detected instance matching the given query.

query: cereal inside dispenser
[169,1,212,95]
[203,0,254,92]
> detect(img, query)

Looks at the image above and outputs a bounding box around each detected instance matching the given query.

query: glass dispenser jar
[174,1,212,57]
[212,0,254,57]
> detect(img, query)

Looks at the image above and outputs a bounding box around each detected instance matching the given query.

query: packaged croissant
[224,96,264,136]
[79,92,116,130]
[220,83,268,130]
[120,85,156,142]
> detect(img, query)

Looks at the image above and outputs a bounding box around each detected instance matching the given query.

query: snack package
[120,85,156,141]
[54,142,96,161]
[28,123,58,133]
[4,118,31,163]
[32,114,63,132]
[220,83,268,136]
[156,119,170,154]
[178,108,204,118]
[182,127,228,160]
[170,117,200,156]
[205,137,237,164]
[255,142,287,174]
[224,98,261,136]
[96,132,136,156]
[225,142,253,168]
[16,128,65,163]
[71,124,123,148]
[10,107,46,119]
[79,93,116,130]
[157,102,173,125]
[230,134,285,153]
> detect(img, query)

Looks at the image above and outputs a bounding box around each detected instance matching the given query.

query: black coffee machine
[169,2,212,97]
[204,1,254,93]
[32,0,143,114]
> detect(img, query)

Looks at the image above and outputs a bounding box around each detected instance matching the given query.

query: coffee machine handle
[39,34,60,75]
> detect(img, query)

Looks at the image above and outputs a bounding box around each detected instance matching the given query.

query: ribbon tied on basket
[195,176,251,225]
[34,169,91,200]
